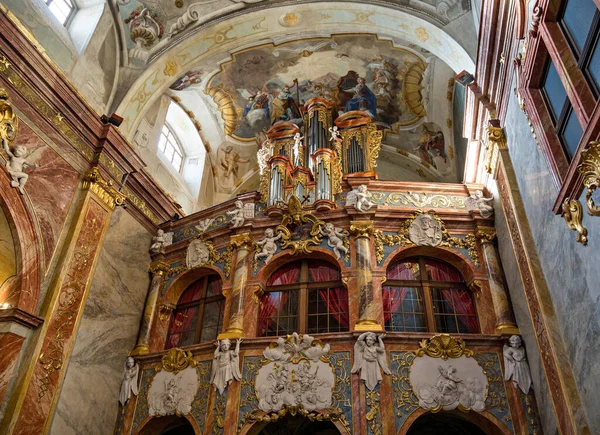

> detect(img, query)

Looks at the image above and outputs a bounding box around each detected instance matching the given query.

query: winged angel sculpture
[351,332,391,390]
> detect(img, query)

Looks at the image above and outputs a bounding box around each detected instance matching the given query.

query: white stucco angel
[503,335,532,394]
[320,223,348,260]
[293,132,303,166]
[345,184,374,213]
[254,228,282,264]
[328,126,342,144]
[150,229,166,253]
[211,338,242,395]
[196,217,215,234]
[2,136,40,194]
[227,200,246,228]
[351,332,391,390]
[119,357,139,406]
[466,190,494,218]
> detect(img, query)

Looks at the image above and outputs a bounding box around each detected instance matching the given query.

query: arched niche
[134,414,200,435]
[239,412,347,435]
[0,174,42,313]
[162,265,225,306]
[400,409,511,435]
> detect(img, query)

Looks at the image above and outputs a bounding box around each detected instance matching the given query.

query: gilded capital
[350,220,374,238]
[83,167,126,210]
[230,232,253,250]
[476,226,496,243]
[562,199,588,246]
[149,260,170,276]
[486,125,507,149]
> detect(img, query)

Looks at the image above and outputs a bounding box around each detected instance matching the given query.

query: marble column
[476,226,519,334]
[350,220,383,331]
[3,168,125,435]
[130,260,169,356]
[219,233,252,339]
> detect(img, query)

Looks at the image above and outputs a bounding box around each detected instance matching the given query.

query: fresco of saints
[415,125,446,166]
[343,76,377,118]
[219,145,250,180]
[270,84,301,124]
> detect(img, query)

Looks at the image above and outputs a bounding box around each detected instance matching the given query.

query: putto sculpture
[254,228,282,264]
[466,190,494,218]
[227,200,246,228]
[150,229,166,253]
[211,338,242,395]
[2,136,39,194]
[119,357,139,406]
[346,184,374,213]
[320,223,349,259]
[503,335,532,394]
[351,332,391,390]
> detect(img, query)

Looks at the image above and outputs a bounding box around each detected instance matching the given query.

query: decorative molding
[578,141,600,216]
[230,232,253,251]
[485,125,507,175]
[475,226,497,243]
[149,260,170,276]
[275,195,325,256]
[250,285,264,304]
[561,199,588,245]
[414,334,474,360]
[156,348,197,374]
[349,220,374,238]
[0,307,44,329]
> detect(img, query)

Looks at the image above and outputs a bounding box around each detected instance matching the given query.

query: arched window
[158,124,185,172]
[166,274,224,348]
[258,259,348,336]
[46,0,76,26]
[383,257,479,333]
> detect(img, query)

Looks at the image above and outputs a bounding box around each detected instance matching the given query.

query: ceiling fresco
[169,35,429,142]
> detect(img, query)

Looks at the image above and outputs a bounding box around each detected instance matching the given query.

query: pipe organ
[259,97,381,214]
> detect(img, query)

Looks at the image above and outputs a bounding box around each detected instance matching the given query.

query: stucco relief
[186,238,210,268]
[148,365,198,417]
[408,213,442,246]
[256,333,334,412]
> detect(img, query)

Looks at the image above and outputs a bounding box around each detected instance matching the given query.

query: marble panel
[50,208,152,435]
[0,332,24,406]
[499,89,600,433]
[13,122,80,269]
[0,205,16,294]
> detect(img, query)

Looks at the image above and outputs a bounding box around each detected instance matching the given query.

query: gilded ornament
[485,125,507,175]
[251,285,264,304]
[349,220,374,238]
[149,260,170,276]
[577,141,600,216]
[157,348,197,374]
[230,232,253,250]
[0,88,18,142]
[275,195,326,256]
[158,304,174,322]
[83,168,126,210]
[476,226,496,243]
[415,334,474,360]
[561,199,588,246]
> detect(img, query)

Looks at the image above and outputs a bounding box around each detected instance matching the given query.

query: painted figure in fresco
[255,228,282,264]
[344,77,377,118]
[119,357,139,406]
[415,124,446,166]
[150,229,166,253]
[503,335,532,394]
[271,84,301,124]
[211,338,242,395]
[352,332,391,391]
[169,70,203,91]
[219,145,249,180]
[345,184,374,213]
[227,200,246,228]
[321,223,348,260]
[2,135,39,195]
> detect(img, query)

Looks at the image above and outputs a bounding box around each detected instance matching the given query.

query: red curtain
[387,261,418,280]
[382,286,408,322]
[258,265,301,335]
[308,262,349,328]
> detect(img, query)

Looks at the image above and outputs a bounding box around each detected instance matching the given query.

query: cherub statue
[150,229,166,253]
[345,184,374,213]
[254,228,282,264]
[119,357,139,406]
[293,132,304,166]
[503,335,532,394]
[227,200,245,228]
[436,365,461,395]
[211,338,242,395]
[466,190,494,218]
[2,136,39,194]
[328,126,342,145]
[219,145,249,180]
[195,217,214,234]
[320,223,348,260]
[351,332,391,390]
[263,336,289,362]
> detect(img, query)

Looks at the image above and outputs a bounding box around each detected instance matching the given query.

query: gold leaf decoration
[414,334,473,360]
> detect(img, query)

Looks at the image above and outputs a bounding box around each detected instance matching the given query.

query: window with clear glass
[258,259,348,336]
[158,124,185,172]
[165,275,224,348]
[46,0,76,26]
[383,257,479,333]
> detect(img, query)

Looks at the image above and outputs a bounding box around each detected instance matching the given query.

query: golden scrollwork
[230,233,253,251]
[276,195,325,255]
[158,304,174,322]
[349,220,374,238]
[476,226,497,243]
[242,405,344,427]
[485,125,507,175]
[251,285,265,304]
[205,85,238,137]
[415,334,474,360]
[156,348,198,374]
[149,260,170,276]
[469,279,482,298]
[83,167,126,210]
[367,123,382,171]
[561,199,588,246]
[0,87,18,142]
[578,141,600,216]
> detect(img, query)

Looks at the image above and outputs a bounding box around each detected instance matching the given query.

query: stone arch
[162,265,226,306]
[0,174,42,313]
[399,408,512,435]
[134,414,201,435]
[238,411,349,435]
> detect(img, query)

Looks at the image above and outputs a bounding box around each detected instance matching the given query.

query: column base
[218,328,245,339]
[496,323,520,335]
[353,320,383,331]
[129,344,150,356]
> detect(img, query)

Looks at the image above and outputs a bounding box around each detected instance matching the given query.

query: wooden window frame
[384,257,480,334]
[518,0,600,214]
[166,275,225,346]
[260,259,347,336]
